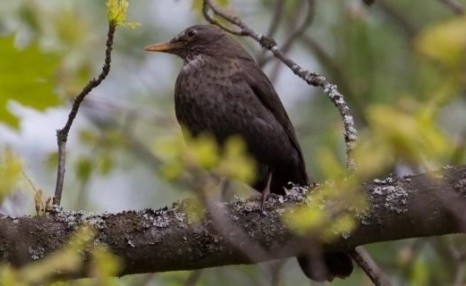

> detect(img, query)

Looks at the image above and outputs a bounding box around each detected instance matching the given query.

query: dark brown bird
[145,24,352,282]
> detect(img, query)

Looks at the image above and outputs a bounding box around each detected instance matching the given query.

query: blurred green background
[1,0,466,285]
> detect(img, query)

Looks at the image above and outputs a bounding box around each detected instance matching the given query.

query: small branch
[378,0,418,39]
[202,0,358,172]
[268,0,316,82]
[183,270,203,286]
[299,35,354,107]
[256,0,285,68]
[53,23,116,205]
[257,0,315,70]
[453,262,465,286]
[439,0,465,15]
[350,248,391,286]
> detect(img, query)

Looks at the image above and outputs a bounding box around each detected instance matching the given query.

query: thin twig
[299,35,354,105]
[134,273,156,286]
[349,248,391,286]
[378,0,418,39]
[269,0,316,82]
[279,0,316,58]
[265,0,285,38]
[200,178,272,264]
[269,260,286,286]
[183,270,203,286]
[256,0,285,67]
[53,23,116,205]
[445,237,466,286]
[439,0,465,15]
[453,265,465,286]
[202,0,358,172]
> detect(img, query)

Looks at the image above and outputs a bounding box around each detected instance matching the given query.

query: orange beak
[144,40,182,53]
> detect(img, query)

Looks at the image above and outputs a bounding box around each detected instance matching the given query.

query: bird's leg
[261,171,273,211]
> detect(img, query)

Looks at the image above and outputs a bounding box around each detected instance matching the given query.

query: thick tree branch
[1,165,466,278]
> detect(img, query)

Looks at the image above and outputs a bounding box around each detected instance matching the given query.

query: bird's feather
[240,61,309,187]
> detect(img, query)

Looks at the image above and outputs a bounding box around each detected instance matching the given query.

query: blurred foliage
[0,0,465,285]
[0,36,60,128]
[153,130,256,186]
[283,178,367,241]
[416,16,466,71]
[76,129,121,180]
[0,148,22,203]
[0,226,120,286]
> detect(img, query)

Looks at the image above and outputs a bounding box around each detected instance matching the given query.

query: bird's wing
[240,61,309,184]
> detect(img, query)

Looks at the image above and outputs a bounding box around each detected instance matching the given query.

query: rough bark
[0,165,465,278]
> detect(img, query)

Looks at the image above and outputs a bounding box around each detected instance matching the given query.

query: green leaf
[0,36,61,128]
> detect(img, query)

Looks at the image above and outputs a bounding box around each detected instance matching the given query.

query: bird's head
[145,25,252,61]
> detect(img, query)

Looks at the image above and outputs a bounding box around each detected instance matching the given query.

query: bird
[145,24,353,282]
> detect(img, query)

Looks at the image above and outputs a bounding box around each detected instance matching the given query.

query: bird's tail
[297,252,353,282]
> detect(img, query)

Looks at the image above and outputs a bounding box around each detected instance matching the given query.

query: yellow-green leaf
[106,0,140,28]
[218,136,256,183]
[90,245,121,280]
[366,104,451,165]
[416,17,466,69]
[184,134,219,169]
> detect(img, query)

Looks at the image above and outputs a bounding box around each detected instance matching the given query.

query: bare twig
[265,0,285,39]
[281,0,316,53]
[439,0,465,15]
[134,273,156,286]
[269,0,316,82]
[299,35,354,105]
[269,260,286,286]
[378,0,418,39]
[445,237,466,286]
[53,23,116,205]
[199,178,272,265]
[183,270,203,286]
[350,248,391,286]
[202,0,358,172]
[453,262,465,286]
[256,0,285,67]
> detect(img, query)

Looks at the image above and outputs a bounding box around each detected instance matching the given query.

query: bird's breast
[174,58,301,169]
[174,61,236,135]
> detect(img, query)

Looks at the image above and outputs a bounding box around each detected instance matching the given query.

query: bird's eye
[186,29,196,39]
